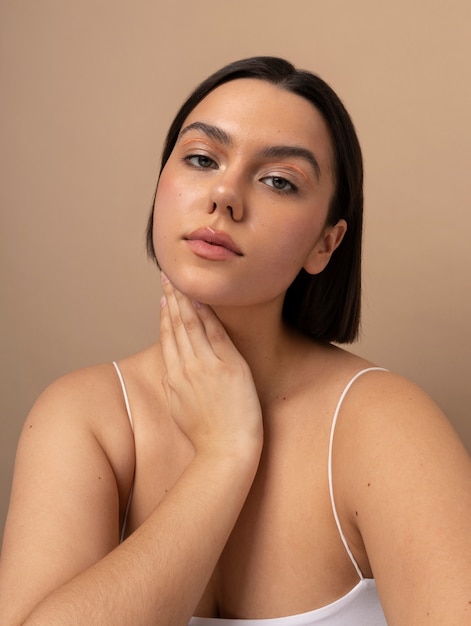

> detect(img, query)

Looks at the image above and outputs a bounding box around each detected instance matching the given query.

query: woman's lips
[185,227,243,260]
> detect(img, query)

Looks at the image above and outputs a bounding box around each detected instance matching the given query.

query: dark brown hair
[146,56,363,343]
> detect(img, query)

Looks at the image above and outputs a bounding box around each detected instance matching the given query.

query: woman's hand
[159,272,263,456]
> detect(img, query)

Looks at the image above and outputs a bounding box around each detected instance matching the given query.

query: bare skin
[1,79,471,625]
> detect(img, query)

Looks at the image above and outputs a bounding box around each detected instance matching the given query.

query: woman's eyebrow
[257,145,321,180]
[178,121,232,146]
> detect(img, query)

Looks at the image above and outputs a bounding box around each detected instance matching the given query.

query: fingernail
[193,300,202,309]
[160,271,169,285]
[160,295,167,308]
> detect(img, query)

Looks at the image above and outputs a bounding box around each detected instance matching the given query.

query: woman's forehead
[181,78,333,157]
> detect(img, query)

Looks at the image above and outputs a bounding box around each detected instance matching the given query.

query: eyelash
[184,154,217,169]
[183,154,298,195]
[260,176,298,195]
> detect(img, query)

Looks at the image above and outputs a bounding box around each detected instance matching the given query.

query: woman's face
[153,78,346,308]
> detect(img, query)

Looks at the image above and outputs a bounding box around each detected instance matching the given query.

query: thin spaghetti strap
[112,361,135,542]
[112,361,134,432]
[328,367,388,580]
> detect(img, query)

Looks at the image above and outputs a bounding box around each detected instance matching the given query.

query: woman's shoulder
[317,346,447,439]
[22,345,161,466]
[34,343,161,416]
[301,341,460,447]
[31,362,126,430]
[328,353,471,513]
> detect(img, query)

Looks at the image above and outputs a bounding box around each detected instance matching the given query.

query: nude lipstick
[185,227,243,260]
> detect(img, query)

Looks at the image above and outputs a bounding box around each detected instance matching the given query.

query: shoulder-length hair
[146,56,363,343]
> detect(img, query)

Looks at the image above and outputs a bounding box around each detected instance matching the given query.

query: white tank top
[113,363,388,626]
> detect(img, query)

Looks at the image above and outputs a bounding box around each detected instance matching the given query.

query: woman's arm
[0,277,263,625]
[335,370,471,625]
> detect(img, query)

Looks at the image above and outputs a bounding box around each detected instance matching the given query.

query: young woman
[1,57,470,626]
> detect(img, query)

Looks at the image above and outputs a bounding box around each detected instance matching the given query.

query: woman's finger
[159,289,181,372]
[160,273,199,359]
[161,273,224,364]
[193,300,243,363]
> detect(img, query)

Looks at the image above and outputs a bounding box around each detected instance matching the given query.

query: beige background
[1,1,470,538]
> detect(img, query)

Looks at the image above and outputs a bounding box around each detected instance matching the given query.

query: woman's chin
[158,266,232,305]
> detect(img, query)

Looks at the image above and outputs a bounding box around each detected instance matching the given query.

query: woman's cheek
[153,172,178,218]
[152,182,175,266]
[273,219,320,269]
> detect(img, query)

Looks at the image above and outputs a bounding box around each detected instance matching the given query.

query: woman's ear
[303,219,347,275]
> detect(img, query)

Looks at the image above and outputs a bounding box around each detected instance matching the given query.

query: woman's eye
[185,154,217,169]
[262,176,296,193]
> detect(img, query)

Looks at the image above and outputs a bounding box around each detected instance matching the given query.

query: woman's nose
[209,179,244,221]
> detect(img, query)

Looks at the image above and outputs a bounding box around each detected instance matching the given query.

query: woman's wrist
[192,427,263,462]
